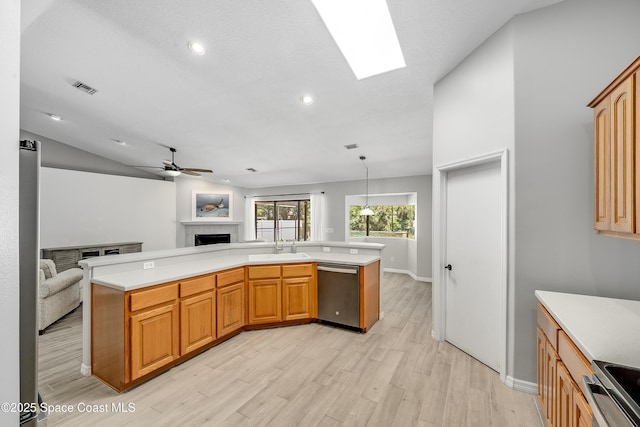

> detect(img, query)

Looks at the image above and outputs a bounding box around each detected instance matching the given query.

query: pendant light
[359,155,373,216]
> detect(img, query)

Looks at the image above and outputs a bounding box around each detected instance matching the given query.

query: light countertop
[535,290,640,369]
[92,251,380,291]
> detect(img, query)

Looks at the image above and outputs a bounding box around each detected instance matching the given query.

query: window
[255,200,311,242]
[349,205,415,239]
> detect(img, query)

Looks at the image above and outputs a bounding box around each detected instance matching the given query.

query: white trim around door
[432,148,509,384]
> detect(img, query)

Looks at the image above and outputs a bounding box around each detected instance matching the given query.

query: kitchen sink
[248,253,311,262]
[604,364,640,407]
[589,360,640,426]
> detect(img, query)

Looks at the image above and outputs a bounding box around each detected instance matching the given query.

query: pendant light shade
[360,206,374,216]
[359,155,373,216]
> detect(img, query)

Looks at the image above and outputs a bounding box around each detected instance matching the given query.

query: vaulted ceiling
[20,0,562,188]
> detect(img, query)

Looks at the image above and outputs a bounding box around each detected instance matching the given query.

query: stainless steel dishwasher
[317,263,360,329]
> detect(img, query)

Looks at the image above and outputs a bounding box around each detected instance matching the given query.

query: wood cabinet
[589,56,640,239]
[282,263,316,321]
[248,278,282,324]
[179,274,216,355]
[247,263,318,325]
[129,283,180,381]
[538,327,558,427]
[42,242,142,272]
[131,300,179,380]
[537,304,593,427]
[217,267,245,337]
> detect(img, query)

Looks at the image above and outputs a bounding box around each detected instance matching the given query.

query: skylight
[311,0,406,80]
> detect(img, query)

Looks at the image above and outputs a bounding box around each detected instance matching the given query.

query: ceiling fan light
[165,170,181,177]
[360,205,374,216]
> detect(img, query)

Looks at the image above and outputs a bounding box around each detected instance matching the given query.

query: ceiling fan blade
[182,170,201,176]
[183,168,213,173]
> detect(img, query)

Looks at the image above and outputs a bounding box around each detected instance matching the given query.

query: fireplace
[195,233,231,246]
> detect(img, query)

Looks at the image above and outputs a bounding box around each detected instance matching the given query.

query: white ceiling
[20,0,562,188]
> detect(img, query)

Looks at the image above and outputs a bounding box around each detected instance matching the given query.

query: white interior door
[444,160,502,371]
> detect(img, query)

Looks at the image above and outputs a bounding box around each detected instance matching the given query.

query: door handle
[444,264,452,271]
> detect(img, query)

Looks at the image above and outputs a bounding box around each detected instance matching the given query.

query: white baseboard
[383,268,432,283]
[81,363,91,376]
[505,376,537,395]
[379,311,385,320]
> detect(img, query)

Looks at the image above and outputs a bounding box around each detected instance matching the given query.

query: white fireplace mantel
[181,221,243,225]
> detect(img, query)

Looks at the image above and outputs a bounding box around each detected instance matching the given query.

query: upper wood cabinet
[589,56,640,239]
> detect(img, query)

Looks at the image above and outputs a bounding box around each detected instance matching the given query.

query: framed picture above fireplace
[192,191,233,221]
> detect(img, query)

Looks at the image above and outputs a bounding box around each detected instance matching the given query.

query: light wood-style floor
[38,273,542,426]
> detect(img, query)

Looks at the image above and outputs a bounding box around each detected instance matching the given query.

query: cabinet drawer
[558,330,593,396]
[130,283,178,312]
[217,268,244,288]
[248,265,281,280]
[282,263,313,278]
[180,274,215,298]
[537,304,560,350]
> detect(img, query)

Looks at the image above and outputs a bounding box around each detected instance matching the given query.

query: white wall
[40,168,177,251]
[174,177,247,247]
[432,21,516,374]
[21,130,163,180]
[511,0,640,383]
[0,1,20,424]
[249,175,432,280]
[433,0,640,387]
[345,193,416,275]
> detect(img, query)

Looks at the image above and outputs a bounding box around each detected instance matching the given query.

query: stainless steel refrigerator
[19,139,45,426]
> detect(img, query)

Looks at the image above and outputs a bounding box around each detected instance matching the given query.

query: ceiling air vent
[344,144,358,150]
[72,80,98,95]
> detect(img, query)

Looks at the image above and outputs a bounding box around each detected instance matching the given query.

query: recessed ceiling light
[47,113,62,121]
[222,179,230,183]
[311,0,406,80]
[188,41,206,56]
[301,95,313,105]
[114,140,127,146]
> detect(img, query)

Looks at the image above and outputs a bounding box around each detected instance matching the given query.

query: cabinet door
[217,282,245,336]
[610,77,635,233]
[283,277,311,321]
[556,362,573,427]
[545,340,558,427]
[594,96,611,231]
[180,291,216,355]
[248,279,282,324]
[573,387,592,427]
[130,301,179,380]
[537,329,547,416]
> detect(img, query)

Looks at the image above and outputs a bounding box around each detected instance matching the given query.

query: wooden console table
[41,242,142,272]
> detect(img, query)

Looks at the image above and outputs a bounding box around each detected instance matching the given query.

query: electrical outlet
[323,247,331,253]
[350,249,358,255]
[143,261,155,270]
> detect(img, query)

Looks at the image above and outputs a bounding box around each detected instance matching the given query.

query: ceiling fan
[138,147,213,177]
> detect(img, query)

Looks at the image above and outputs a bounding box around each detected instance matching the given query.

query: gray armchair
[39,259,82,333]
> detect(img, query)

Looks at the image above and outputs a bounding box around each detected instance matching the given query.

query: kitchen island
[79,241,384,390]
